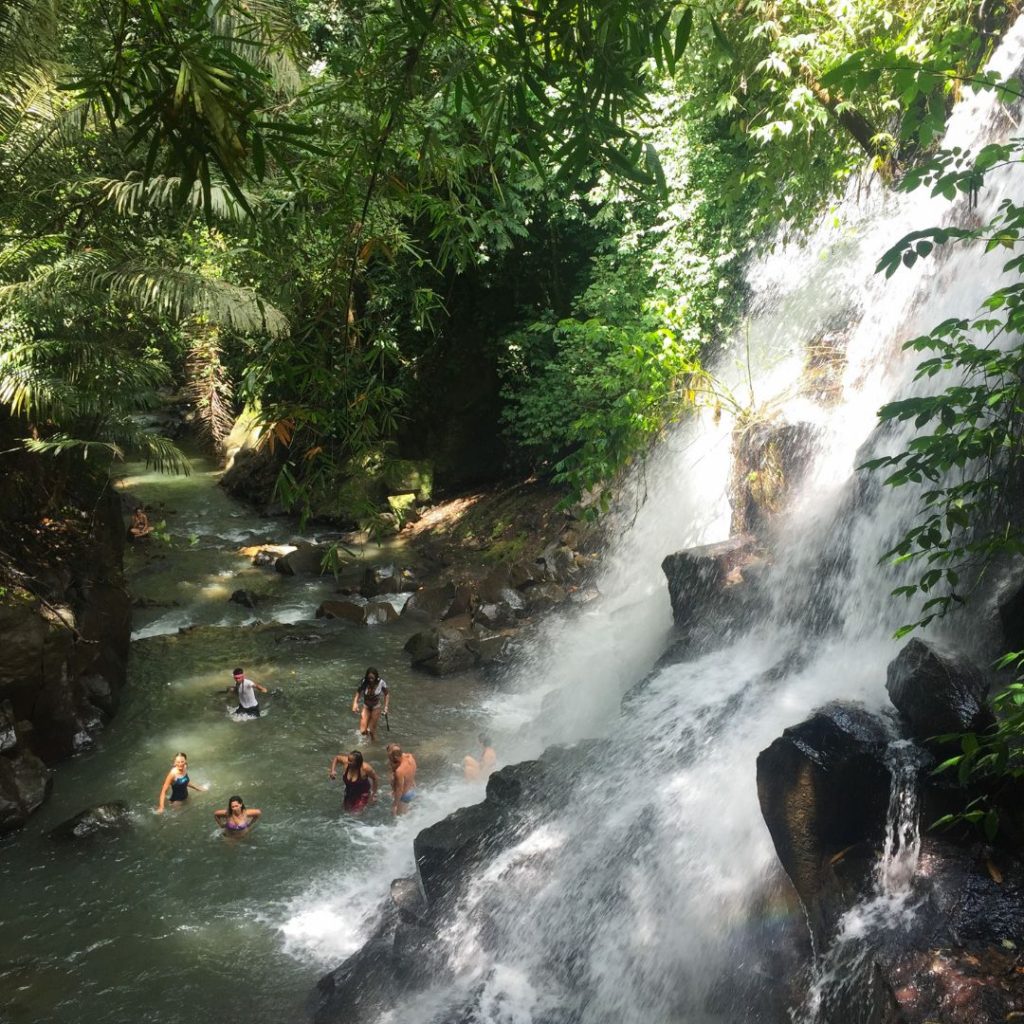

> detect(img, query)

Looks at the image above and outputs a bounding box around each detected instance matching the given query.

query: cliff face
[0,423,131,834]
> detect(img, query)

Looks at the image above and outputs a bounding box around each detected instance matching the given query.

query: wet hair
[174,751,188,762]
[228,795,245,814]
[479,734,492,748]
[233,667,244,677]
[345,751,364,778]
[387,743,402,761]
[362,667,379,685]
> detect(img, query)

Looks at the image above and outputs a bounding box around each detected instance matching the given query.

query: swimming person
[327,750,379,813]
[213,795,261,833]
[463,733,497,782]
[351,667,389,741]
[230,667,267,718]
[156,752,205,812]
[387,743,417,816]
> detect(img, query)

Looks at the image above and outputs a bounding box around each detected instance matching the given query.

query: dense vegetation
[1,0,1005,518]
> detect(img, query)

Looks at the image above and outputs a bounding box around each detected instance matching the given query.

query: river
[0,455,500,1024]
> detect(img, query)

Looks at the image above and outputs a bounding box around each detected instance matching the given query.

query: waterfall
[797,740,926,1024]
[327,21,1024,1024]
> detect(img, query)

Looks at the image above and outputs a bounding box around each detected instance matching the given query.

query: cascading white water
[322,23,1024,1024]
[797,740,927,1024]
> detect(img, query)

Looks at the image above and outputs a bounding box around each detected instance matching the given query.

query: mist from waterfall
[351,23,1024,1024]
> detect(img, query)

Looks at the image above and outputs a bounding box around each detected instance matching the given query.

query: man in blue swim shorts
[387,743,417,816]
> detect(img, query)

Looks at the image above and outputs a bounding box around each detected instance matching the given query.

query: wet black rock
[275,542,332,576]
[404,626,476,675]
[361,564,405,598]
[0,750,52,832]
[49,801,131,841]
[756,702,892,948]
[229,589,260,609]
[316,599,369,625]
[885,639,993,745]
[400,583,457,623]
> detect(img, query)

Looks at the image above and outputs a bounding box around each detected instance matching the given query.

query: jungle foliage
[0,0,1012,520]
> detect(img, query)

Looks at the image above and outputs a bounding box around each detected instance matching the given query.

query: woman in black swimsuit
[327,749,379,813]
[351,667,389,742]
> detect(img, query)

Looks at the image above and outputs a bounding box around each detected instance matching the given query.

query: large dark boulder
[756,702,892,947]
[361,564,405,598]
[404,627,476,675]
[49,801,131,841]
[317,599,369,624]
[275,542,332,576]
[661,535,766,652]
[885,639,993,744]
[400,583,457,623]
[0,750,52,832]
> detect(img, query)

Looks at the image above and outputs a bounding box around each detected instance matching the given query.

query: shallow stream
[0,456,498,1024]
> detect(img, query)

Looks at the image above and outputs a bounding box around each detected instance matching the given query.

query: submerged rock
[49,801,131,841]
[275,542,332,576]
[229,588,260,609]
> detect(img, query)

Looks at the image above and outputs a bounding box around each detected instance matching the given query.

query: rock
[0,701,17,755]
[80,674,114,716]
[400,583,457,623]
[473,601,517,629]
[253,549,278,567]
[522,581,567,614]
[756,702,892,948]
[387,494,420,523]
[382,459,433,502]
[390,876,428,925]
[361,564,403,598]
[276,633,327,645]
[404,627,477,676]
[508,559,549,588]
[444,583,477,620]
[49,801,131,841]
[275,543,332,576]
[364,601,399,626]
[414,799,513,906]
[661,535,765,653]
[466,633,511,665]
[885,639,993,744]
[317,599,368,625]
[731,418,821,534]
[0,750,52,833]
[229,589,260,609]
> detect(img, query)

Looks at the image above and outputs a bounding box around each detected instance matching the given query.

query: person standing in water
[213,795,261,833]
[156,752,205,812]
[327,750,379,813]
[387,743,417,815]
[230,667,267,718]
[351,667,389,741]
[463,734,497,781]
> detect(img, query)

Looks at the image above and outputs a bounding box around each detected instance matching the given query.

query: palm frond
[5,257,290,338]
[87,172,257,220]
[184,322,235,451]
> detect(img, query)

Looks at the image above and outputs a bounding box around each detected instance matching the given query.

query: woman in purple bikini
[213,795,261,833]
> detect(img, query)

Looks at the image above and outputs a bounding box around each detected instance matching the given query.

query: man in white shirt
[231,666,267,718]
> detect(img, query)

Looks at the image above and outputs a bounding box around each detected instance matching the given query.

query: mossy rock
[382,460,433,502]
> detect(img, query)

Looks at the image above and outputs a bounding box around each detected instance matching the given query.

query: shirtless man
[463,733,497,782]
[387,743,417,816]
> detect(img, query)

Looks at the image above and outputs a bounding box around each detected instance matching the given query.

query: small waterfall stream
[798,740,926,1024]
